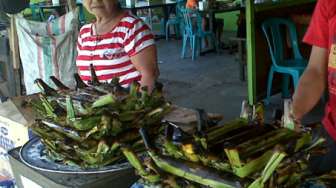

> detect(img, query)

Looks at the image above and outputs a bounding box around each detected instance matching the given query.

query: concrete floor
[156,38,325,124]
[156,38,248,121]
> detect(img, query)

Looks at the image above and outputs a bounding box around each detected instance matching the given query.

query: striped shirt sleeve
[77,26,86,52]
[123,19,155,57]
[77,24,91,52]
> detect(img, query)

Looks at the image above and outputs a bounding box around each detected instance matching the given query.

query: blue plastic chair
[165,0,185,40]
[261,18,307,104]
[180,8,217,61]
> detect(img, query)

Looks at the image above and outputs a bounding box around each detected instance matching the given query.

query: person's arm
[292,46,328,121]
[130,45,159,92]
[123,17,158,91]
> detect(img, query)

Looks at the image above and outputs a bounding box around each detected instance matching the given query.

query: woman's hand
[130,45,159,92]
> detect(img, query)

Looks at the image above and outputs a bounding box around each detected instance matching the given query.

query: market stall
[2,0,336,187]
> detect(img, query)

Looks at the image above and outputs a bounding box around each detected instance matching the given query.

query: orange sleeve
[186,0,198,9]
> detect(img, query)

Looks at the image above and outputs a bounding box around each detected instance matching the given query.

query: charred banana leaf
[88,64,100,86]
[50,76,70,90]
[35,79,57,96]
[74,73,88,89]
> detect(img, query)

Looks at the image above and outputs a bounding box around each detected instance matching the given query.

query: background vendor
[77,0,159,91]
[292,0,336,173]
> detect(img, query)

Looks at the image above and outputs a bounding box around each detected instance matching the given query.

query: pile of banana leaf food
[122,117,336,187]
[29,65,171,168]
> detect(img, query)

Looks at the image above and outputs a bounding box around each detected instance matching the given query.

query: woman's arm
[131,45,159,92]
[292,46,328,121]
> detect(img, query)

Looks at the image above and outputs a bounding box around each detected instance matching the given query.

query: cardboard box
[0,96,35,179]
[0,175,14,187]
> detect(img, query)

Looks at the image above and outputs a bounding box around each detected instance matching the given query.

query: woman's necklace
[94,21,113,36]
[94,11,125,35]
[92,12,125,59]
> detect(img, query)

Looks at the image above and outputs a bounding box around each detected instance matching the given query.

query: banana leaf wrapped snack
[29,65,171,168]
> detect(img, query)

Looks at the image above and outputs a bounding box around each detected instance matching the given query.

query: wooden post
[9,16,20,70]
[246,0,256,105]
[8,15,21,96]
[67,0,76,11]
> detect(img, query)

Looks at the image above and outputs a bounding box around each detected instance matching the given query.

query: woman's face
[83,0,119,18]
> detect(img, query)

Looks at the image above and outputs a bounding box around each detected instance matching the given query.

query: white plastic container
[198,2,204,10]
[52,0,60,5]
[126,0,136,7]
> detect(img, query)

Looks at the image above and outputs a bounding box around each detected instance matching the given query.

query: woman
[77,0,159,91]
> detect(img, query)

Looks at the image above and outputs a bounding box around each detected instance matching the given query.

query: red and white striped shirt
[76,12,155,87]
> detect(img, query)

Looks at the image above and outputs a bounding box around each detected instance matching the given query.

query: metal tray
[20,137,132,174]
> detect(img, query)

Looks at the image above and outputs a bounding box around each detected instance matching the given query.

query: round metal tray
[20,137,131,174]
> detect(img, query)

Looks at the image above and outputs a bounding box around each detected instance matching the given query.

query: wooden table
[200,4,242,37]
[164,105,223,133]
[197,4,243,54]
[122,0,177,36]
[122,0,177,12]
